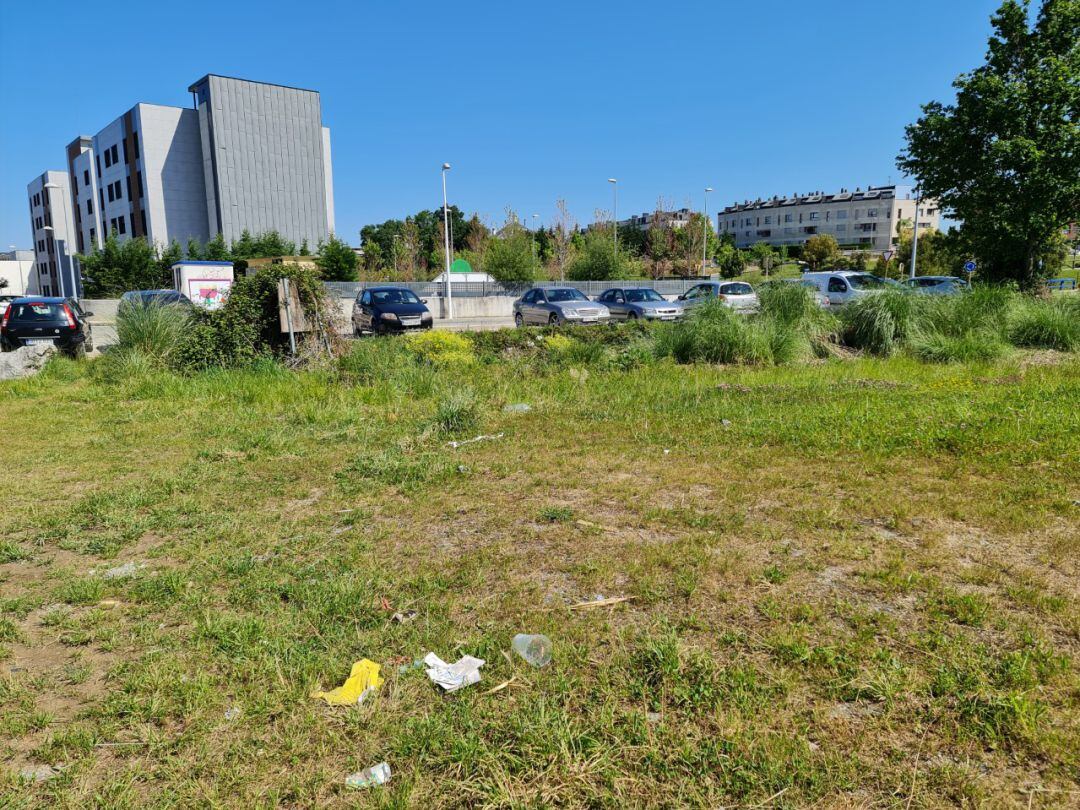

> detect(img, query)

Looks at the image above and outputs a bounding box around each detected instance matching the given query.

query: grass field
[2,342,1079,807]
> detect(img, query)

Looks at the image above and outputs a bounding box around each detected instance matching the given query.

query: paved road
[88,316,515,352]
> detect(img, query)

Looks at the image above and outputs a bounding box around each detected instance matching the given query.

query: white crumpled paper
[423,652,485,692]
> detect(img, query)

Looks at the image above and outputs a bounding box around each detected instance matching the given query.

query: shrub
[909,329,1008,363]
[654,301,809,366]
[841,288,924,356]
[404,330,477,369]
[1007,298,1080,351]
[114,303,191,363]
[337,335,411,384]
[432,387,481,435]
[757,282,820,327]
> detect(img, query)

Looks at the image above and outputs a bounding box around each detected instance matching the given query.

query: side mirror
[421,299,428,304]
[677,294,685,301]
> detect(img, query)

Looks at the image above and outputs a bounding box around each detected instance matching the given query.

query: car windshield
[371,289,421,305]
[847,274,886,290]
[625,289,665,303]
[545,288,587,302]
[720,283,754,295]
[11,302,63,321]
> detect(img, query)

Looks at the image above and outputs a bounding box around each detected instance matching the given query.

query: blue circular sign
[963,260,977,272]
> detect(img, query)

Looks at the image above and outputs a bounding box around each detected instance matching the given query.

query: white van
[800,271,889,307]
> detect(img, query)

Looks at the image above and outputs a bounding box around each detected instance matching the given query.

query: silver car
[904,276,969,295]
[678,281,759,313]
[514,287,611,326]
[595,287,685,321]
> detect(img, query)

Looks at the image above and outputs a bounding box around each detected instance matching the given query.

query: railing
[324,279,711,300]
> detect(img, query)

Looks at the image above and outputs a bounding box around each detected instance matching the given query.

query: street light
[608,178,618,260]
[441,163,453,320]
[43,181,79,299]
[909,188,921,280]
[531,213,539,263]
[702,187,714,274]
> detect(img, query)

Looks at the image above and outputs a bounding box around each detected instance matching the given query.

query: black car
[119,289,193,312]
[351,287,433,335]
[1,297,94,356]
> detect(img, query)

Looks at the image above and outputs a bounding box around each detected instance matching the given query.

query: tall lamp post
[43,181,78,298]
[441,163,453,319]
[608,178,618,260]
[702,186,714,274]
[909,188,921,281]
[531,213,540,263]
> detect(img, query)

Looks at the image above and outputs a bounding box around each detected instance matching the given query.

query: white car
[800,271,889,307]
[678,281,759,313]
[780,278,830,308]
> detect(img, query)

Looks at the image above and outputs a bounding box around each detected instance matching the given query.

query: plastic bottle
[511,633,552,667]
[345,762,391,789]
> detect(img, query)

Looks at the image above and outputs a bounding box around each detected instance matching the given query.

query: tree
[897,0,1080,288]
[484,218,539,283]
[251,231,296,258]
[299,239,310,256]
[803,234,841,270]
[316,233,359,281]
[186,238,202,260]
[158,239,183,281]
[715,243,745,279]
[551,200,576,281]
[231,230,257,260]
[646,222,672,278]
[77,234,167,296]
[750,242,777,277]
[203,232,230,261]
[567,228,628,280]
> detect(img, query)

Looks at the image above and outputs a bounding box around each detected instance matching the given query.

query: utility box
[171,261,234,310]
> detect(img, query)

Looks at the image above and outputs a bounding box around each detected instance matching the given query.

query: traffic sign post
[963,260,977,274]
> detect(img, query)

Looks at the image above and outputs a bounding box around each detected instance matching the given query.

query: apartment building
[26,171,80,297]
[620,208,694,230]
[719,185,940,253]
[56,75,334,263]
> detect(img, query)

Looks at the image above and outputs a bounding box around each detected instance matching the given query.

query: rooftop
[187,74,320,95]
[722,185,912,213]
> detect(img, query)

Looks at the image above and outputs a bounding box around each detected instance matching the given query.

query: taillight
[62,304,77,329]
[1,305,10,331]
[717,294,727,301]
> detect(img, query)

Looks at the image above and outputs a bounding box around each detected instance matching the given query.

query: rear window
[720,283,754,295]
[11,302,64,321]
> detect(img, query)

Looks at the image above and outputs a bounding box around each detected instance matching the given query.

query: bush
[404,329,477,369]
[655,301,810,366]
[908,329,1008,363]
[1007,298,1080,351]
[114,303,191,364]
[841,288,924,356]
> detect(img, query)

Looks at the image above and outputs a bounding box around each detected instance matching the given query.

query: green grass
[1,341,1078,807]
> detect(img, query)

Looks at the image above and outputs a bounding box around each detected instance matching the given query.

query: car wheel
[548,313,559,327]
[514,312,524,328]
[353,323,363,338]
[627,311,639,320]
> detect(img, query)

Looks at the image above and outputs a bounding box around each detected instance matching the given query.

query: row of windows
[96,132,140,177]
[32,192,41,207]
[106,179,123,203]
[86,209,147,244]
[102,143,120,168]
[728,208,885,228]
[740,222,875,239]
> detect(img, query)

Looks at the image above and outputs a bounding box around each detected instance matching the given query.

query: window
[107,184,115,202]
[784,213,793,223]
[132,131,139,158]
[89,227,96,244]
[136,171,142,196]
[87,198,93,215]
[140,210,147,232]
[33,193,40,206]
[122,139,129,164]
[99,188,104,211]
[110,144,119,164]
[836,224,846,233]
[764,216,772,225]
[836,210,848,220]
[613,290,624,303]
[114,180,122,200]
[828,277,848,293]
[126,176,132,200]
[95,155,102,177]
[867,208,879,218]
[809,212,820,220]
[784,227,794,235]
[117,215,126,235]
[104,149,112,168]
[84,169,90,185]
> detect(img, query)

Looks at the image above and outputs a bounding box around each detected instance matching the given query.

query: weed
[537,506,574,523]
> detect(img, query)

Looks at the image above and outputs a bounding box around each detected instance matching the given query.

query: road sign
[883,250,893,262]
[963,260,977,273]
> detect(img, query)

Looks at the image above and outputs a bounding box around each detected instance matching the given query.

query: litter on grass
[569,595,634,610]
[424,652,485,692]
[98,562,144,580]
[224,706,241,721]
[345,762,391,789]
[391,611,417,624]
[504,403,532,413]
[311,659,384,706]
[448,433,504,449]
[511,633,552,667]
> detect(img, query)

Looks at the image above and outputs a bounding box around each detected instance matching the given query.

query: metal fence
[324,279,710,300]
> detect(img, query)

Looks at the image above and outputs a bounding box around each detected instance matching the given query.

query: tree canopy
[316,233,359,281]
[897,0,1080,288]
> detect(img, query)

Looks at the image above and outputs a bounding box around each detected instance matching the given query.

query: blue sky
[0,0,1001,249]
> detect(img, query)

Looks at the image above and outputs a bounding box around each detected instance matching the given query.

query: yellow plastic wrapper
[311,659,384,706]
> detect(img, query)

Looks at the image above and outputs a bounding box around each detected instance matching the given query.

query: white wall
[137,104,210,249]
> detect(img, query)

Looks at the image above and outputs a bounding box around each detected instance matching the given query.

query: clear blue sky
[0,0,1002,249]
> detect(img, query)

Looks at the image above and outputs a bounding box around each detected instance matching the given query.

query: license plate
[660,315,676,321]
[24,338,56,345]
[581,318,597,324]
[401,318,421,326]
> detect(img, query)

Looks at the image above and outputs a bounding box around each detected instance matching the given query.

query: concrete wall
[138,104,211,248]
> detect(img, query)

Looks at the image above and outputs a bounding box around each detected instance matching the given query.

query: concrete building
[621,208,694,231]
[0,249,38,296]
[719,185,940,253]
[27,171,80,297]
[60,75,334,261]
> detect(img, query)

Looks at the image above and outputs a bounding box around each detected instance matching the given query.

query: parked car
[352,287,433,335]
[903,276,969,295]
[0,294,17,312]
[594,287,685,321]
[677,281,759,313]
[779,278,830,308]
[514,287,611,326]
[1,296,94,356]
[118,289,193,312]
[800,271,889,307]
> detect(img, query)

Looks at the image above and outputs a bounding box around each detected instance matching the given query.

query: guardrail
[324,279,711,300]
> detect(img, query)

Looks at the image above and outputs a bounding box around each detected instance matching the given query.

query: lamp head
[442,163,451,171]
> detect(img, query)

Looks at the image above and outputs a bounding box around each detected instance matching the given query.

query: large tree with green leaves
[77,234,169,296]
[316,233,359,281]
[897,0,1080,288]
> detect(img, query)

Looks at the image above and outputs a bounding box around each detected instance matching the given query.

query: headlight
[421,311,433,321]
[381,312,399,321]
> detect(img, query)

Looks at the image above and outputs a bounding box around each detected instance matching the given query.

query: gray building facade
[190,75,334,249]
[26,171,80,297]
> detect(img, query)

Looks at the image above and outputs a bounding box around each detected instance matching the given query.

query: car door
[826,276,849,306]
[607,290,628,319]
[529,290,550,324]
[357,291,375,331]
